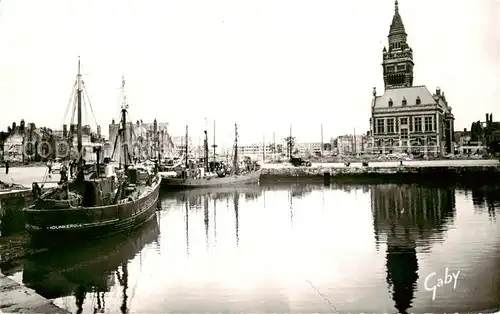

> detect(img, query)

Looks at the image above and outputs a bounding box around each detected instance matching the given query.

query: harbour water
[1,182,500,313]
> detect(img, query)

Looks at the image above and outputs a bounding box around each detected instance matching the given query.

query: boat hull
[161,169,261,189]
[21,216,160,300]
[23,176,161,247]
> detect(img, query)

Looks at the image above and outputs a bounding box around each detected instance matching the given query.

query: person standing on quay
[47,159,52,174]
[5,159,9,174]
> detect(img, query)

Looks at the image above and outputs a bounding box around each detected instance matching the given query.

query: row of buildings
[0,120,105,162]
[3,2,499,163]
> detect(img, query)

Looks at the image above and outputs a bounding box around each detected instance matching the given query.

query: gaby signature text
[424,267,460,300]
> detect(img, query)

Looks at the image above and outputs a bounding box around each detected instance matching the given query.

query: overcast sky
[0,0,498,145]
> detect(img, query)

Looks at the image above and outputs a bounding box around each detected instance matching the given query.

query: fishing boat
[161,123,262,189]
[23,59,162,246]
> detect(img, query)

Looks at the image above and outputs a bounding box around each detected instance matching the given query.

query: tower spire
[382,0,414,90]
[389,0,405,38]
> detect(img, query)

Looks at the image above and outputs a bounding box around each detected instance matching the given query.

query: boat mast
[204,128,209,171]
[203,118,209,171]
[185,125,188,168]
[262,134,265,163]
[120,76,129,169]
[233,123,238,174]
[157,128,161,161]
[212,120,216,162]
[76,57,83,168]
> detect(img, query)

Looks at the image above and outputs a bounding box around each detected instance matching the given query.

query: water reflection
[471,185,500,219]
[1,183,499,313]
[234,191,240,246]
[185,201,189,257]
[21,216,159,314]
[185,189,242,250]
[371,184,455,313]
[173,186,263,205]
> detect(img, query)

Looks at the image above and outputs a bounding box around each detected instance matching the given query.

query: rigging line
[62,81,77,126]
[305,278,340,313]
[83,94,90,127]
[82,82,99,129]
[70,91,77,126]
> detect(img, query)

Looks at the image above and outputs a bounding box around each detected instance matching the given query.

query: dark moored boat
[23,61,161,246]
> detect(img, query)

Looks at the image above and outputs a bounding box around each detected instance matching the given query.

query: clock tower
[382,0,414,90]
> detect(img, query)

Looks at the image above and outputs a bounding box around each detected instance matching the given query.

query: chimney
[486,113,489,123]
[436,87,441,96]
[490,113,493,122]
[464,128,466,132]
[63,124,67,138]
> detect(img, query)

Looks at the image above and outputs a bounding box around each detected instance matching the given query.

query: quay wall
[260,159,500,183]
[0,273,70,313]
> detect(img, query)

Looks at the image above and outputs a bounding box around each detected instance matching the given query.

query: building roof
[373,85,436,109]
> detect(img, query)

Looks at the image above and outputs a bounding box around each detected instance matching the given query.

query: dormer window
[402,97,407,106]
[416,96,421,105]
[388,98,393,107]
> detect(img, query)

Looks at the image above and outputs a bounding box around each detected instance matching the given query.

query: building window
[424,116,433,132]
[402,97,407,106]
[387,118,395,133]
[401,128,408,139]
[397,64,406,71]
[377,119,384,134]
[414,117,422,132]
[387,66,395,72]
[388,98,393,107]
[416,96,421,105]
[400,117,408,125]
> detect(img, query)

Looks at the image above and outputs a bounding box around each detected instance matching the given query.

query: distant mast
[120,76,130,169]
[212,120,217,162]
[185,125,189,168]
[320,124,324,157]
[233,123,239,174]
[262,134,265,163]
[204,119,209,171]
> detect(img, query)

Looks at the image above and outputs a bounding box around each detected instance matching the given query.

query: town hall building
[369,1,454,155]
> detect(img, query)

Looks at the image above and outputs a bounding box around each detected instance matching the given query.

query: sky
[0,0,498,146]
